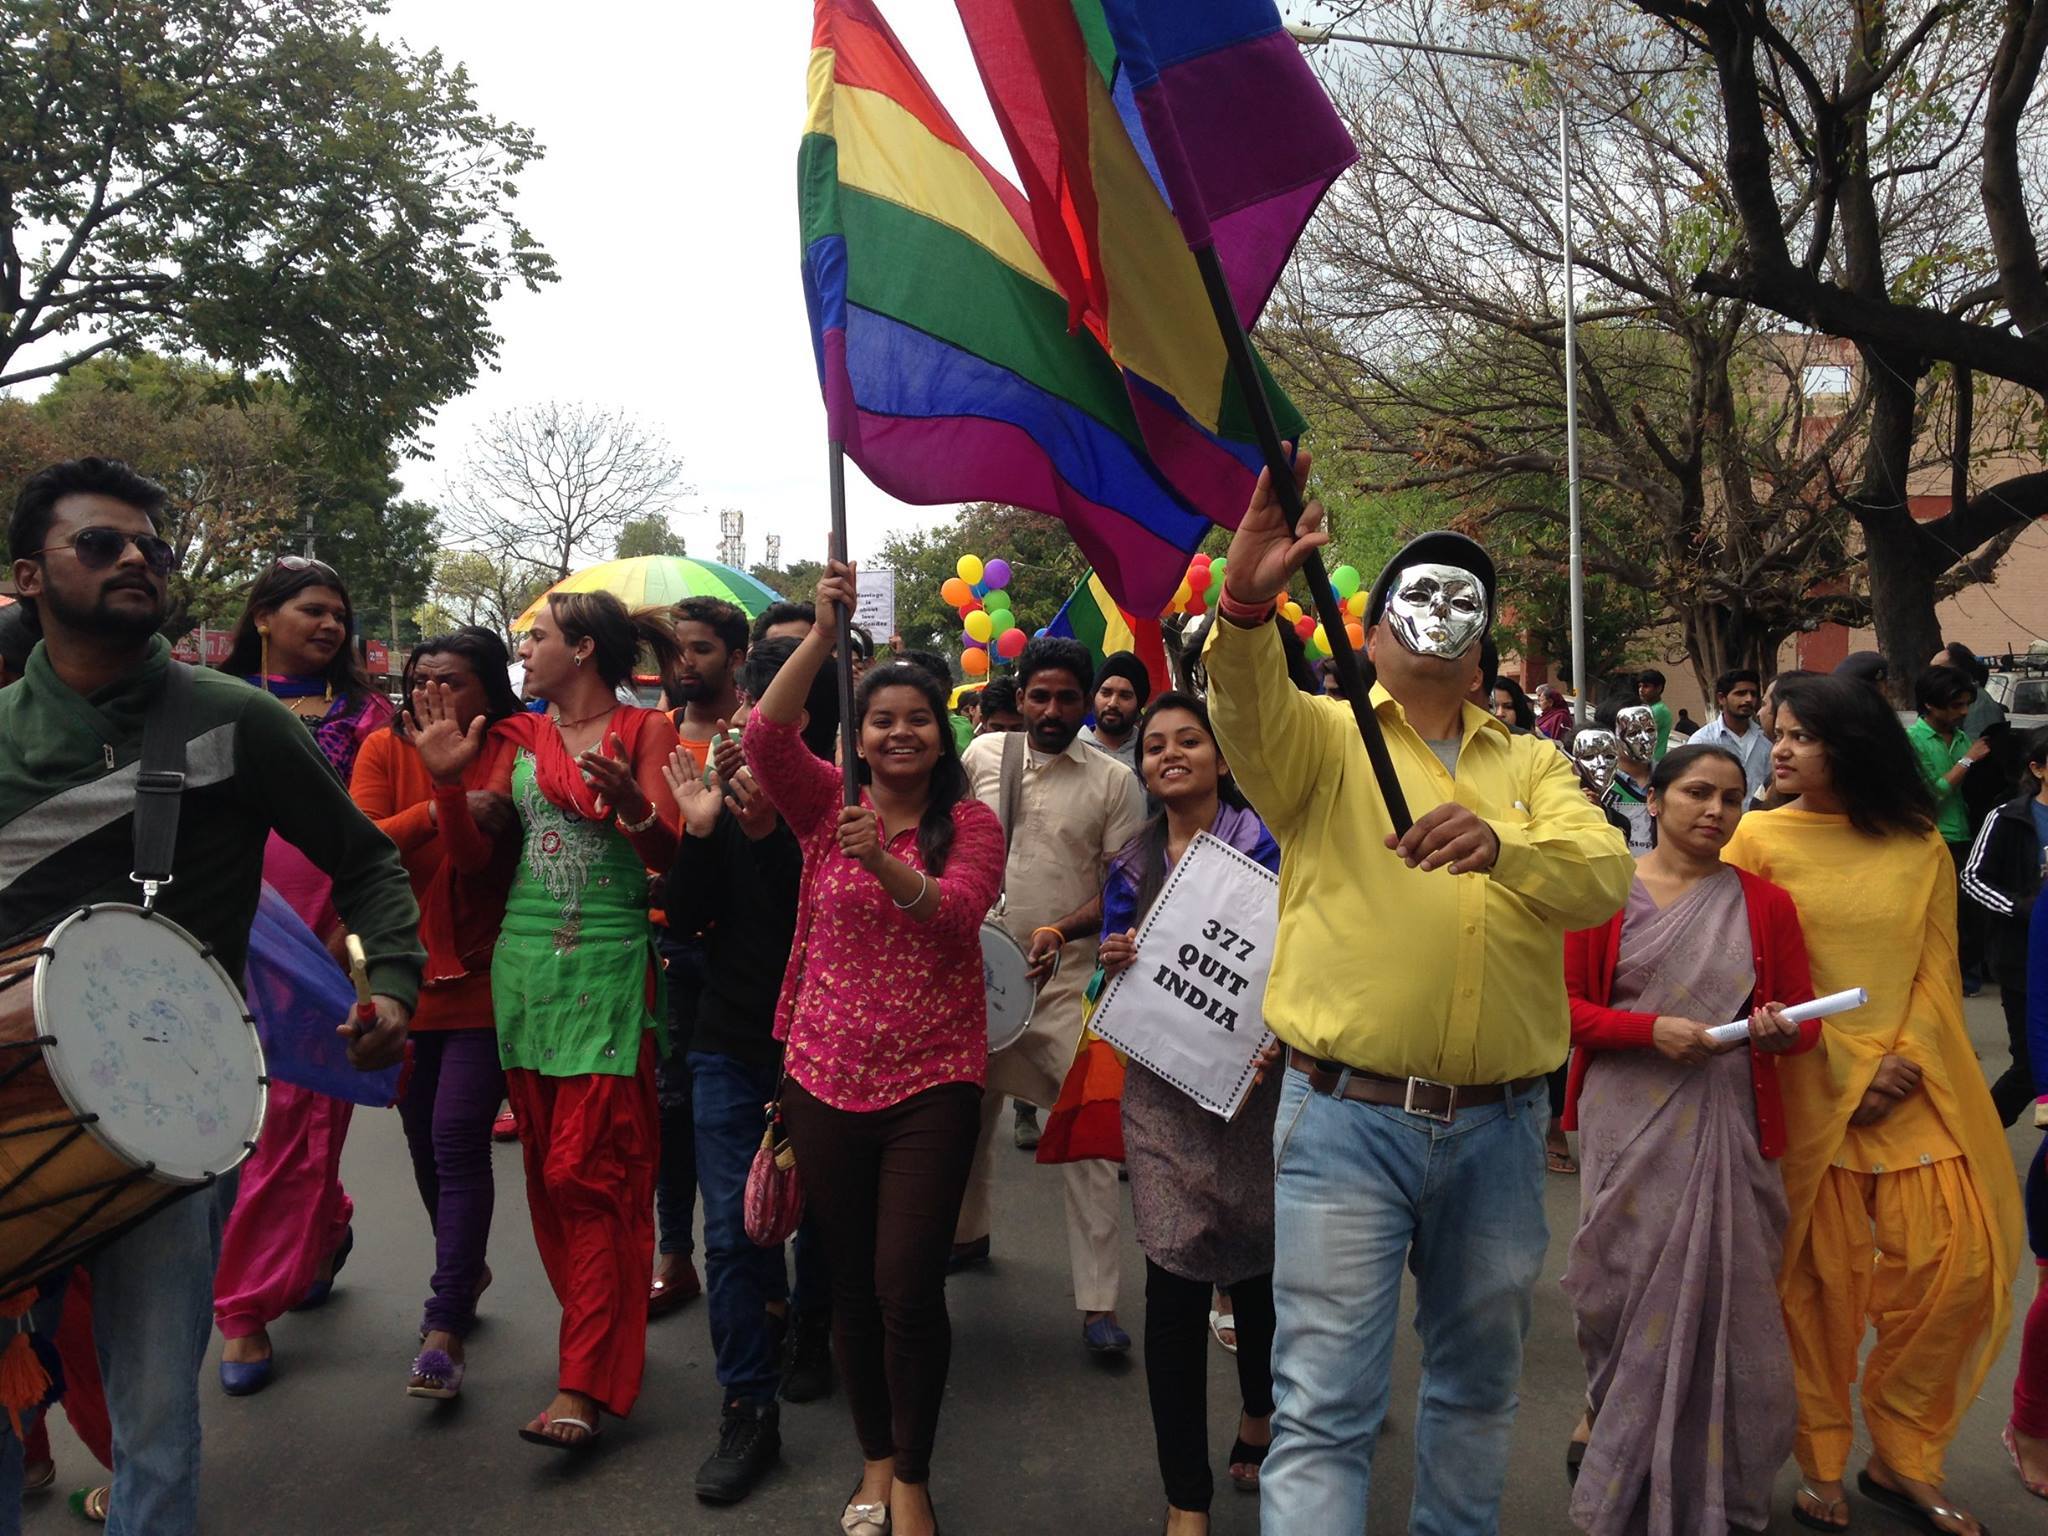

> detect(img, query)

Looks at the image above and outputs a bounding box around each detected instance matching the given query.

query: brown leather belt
[1288,1048,1544,1124]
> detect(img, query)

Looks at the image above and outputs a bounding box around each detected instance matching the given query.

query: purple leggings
[397,1029,505,1338]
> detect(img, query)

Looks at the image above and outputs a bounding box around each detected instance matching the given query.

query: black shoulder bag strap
[132,660,194,910]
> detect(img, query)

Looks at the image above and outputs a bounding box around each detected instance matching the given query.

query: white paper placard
[1087,830,1278,1119]
[855,567,896,640]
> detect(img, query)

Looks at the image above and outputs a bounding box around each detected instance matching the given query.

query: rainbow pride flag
[954,0,1356,379]
[1046,570,1170,702]
[800,0,1299,616]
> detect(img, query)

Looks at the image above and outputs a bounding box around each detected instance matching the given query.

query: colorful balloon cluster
[1287,564,1367,659]
[940,554,1026,678]
[1163,550,1227,616]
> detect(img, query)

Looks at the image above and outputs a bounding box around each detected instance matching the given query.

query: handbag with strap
[743,1083,803,1246]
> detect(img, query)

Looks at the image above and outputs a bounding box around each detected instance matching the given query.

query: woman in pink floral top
[744,561,1002,1536]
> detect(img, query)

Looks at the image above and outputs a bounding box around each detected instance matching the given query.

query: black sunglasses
[33,527,176,575]
[274,555,340,578]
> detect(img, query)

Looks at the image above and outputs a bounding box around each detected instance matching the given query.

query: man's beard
[41,581,163,643]
[672,674,719,703]
[1030,716,1079,753]
[1095,708,1131,737]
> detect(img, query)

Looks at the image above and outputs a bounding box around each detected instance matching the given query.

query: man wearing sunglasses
[0,457,422,1536]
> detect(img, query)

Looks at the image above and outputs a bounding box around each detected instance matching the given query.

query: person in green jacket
[0,456,420,1535]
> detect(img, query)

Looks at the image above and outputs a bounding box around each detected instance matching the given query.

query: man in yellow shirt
[1204,454,1632,1534]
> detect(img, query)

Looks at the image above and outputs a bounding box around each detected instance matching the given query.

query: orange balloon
[941,577,971,607]
[962,647,991,677]
[1345,621,1365,650]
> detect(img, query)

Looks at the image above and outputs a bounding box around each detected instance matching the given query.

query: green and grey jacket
[0,636,422,1003]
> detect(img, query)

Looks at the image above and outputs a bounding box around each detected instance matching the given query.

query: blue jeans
[0,1173,236,1536]
[690,1052,828,1406]
[1261,1068,1548,1536]
[656,935,705,1259]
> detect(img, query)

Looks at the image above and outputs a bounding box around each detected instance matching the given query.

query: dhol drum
[0,904,267,1294]
[981,921,1038,1053]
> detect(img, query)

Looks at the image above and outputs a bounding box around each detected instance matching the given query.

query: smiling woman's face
[1141,707,1224,804]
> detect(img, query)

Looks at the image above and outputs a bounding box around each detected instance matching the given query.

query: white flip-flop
[1209,1309,1238,1354]
[519,1414,600,1450]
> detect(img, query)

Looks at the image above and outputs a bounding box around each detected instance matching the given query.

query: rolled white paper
[1704,986,1868,1044]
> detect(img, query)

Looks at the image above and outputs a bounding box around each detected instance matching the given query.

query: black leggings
[781,1078,981,1485]
[1143,1260,1275,1513]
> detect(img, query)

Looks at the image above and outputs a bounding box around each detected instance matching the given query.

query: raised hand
[815,560,858,639]
[1220,447,1328,608]
[579,732,647,823]
[723,767,779,841]
[664,746,724,838]
[710,718,746,787]
[408,681,485,785]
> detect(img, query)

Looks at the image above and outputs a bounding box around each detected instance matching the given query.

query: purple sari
[1561,867,1797,1536]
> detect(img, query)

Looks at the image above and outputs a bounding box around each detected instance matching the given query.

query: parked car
[1983,659,2048,733]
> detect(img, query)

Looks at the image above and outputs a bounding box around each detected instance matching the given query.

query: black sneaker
[781,1310,835,1403]
[695,1399,780,1503]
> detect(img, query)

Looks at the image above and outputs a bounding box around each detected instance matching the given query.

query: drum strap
[132,661,194,907]
[994,729,1025,909]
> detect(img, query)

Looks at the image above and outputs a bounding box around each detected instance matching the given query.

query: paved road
[23,995,2046,1534]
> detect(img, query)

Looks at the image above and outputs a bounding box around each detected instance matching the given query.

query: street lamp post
[1288,23,1588,723]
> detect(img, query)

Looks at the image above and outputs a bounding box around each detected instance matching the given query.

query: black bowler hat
[1365,531,1497,628]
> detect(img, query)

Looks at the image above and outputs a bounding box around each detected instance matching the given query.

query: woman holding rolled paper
[1096,691,1281,1533]
[1559,742,1817,1534]
[1724,675,2022,1536]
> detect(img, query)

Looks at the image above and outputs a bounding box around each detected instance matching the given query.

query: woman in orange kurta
[350,628,522,1399]
[1725,675,2022,1536]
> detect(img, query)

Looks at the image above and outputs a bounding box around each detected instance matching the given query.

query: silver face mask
[1385,563,1488,661]
[1571,729,1619,795]
[1616,706,1657,765]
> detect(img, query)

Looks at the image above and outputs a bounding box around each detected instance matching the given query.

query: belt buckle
[1402,1076,1456,1123]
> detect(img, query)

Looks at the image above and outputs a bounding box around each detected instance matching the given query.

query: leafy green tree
[421,549,547,642]
[2,354,439,639]
[1,0,554,449]
[750,559,825,602]
[615,516,688,559]
[877,504,1090,659]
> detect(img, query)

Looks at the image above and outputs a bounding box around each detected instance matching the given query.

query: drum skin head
[981,922,1035,1052]
[35,905,266,1184]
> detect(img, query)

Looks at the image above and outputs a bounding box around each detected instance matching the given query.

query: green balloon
[991,610,1017,635]
[1210,556,1228,582]
[1331,565,1361,600]
[984,588,1012,612]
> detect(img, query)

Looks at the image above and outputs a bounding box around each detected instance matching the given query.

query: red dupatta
[492,704,664,819]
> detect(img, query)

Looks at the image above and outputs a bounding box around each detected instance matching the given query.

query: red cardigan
[1562,866,1819,1158]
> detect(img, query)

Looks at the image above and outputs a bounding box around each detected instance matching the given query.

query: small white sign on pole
[855,567,896,640]
[1088,830,1278,1120]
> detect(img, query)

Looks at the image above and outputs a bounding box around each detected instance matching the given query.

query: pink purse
[743,1094,804,1246]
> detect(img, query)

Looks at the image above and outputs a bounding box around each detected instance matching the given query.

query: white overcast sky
[375,0,1017,567]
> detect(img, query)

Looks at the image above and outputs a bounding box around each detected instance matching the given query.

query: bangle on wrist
[619,801,661,834]
[1032,924,1066,948]
[892,869,931,911]
[1217,583,1276,626]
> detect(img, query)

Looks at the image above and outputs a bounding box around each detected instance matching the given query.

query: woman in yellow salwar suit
[1725,674,2022,1536]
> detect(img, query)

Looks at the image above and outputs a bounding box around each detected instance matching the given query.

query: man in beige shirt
[954,637,1148,1353]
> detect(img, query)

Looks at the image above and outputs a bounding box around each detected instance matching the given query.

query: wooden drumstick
[343,934,376,1028]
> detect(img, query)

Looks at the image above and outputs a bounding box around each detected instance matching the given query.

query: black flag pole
[1191,247,1413,835]
[828,440,860,809]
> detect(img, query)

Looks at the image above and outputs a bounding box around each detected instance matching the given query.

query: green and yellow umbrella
[512,556,782,631]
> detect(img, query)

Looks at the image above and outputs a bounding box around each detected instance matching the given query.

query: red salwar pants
[504,1036,659,1417]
